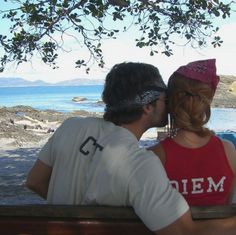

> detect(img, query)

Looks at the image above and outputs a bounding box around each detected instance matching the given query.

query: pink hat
[171,59,220,90]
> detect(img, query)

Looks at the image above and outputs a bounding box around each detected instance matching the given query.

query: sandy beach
[0,105,161,149]
[0,105,235,205]
[0,106,162,205]
[0,106,106,204]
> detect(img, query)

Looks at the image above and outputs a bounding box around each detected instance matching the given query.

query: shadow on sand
[0,147,45,205]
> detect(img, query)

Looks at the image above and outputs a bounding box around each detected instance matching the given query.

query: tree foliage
[0,0,234,72]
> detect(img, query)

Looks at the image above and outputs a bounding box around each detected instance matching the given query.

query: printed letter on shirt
[170,180,179,191]
[207,176,226,193]
[192,178,204,194]
[79,136,104,156]
[181,179,188,195]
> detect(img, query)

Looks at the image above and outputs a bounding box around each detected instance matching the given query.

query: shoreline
[0,105,236,205]
[0,105,103,149]
[0,105,236,150]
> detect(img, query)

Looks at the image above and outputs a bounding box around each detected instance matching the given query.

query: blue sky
[0,1,236,83]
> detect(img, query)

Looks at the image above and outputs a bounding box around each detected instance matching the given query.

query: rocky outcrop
[229,81,236,94]
[212,75,236,108]
[0,106,101,148]
[72,97,87,102]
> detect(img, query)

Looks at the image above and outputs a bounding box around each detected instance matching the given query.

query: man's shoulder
[60,116,117,134]
[63,116,103,126]
[65,116,98,122]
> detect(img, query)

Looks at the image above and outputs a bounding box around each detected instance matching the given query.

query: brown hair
[168,73,215,137]
[102,62,165,125]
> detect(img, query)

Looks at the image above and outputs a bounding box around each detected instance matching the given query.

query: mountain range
[1,75,236,108]
[0,77,104,87]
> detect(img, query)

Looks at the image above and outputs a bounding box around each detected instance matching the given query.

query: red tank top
[161,136,234,206]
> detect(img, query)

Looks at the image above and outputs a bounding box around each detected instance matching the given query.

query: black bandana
[106,86,166,110]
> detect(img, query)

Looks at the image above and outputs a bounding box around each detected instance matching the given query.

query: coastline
[0,105,236,205]
[0,105,103,149]
[0,105,236,150]
[0,74,235,204]
[212,75,236,109]
[0,105,104,205]
[0,105,160,205]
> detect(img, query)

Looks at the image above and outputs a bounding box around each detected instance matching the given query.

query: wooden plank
[191,205,236,219]
[0,219,154,235]
[1,204,236,219]
[0,205,139,220]
[1,205,236,235]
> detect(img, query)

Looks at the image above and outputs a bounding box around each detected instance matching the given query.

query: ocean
[0,85,235,130]
[0,85,236,205]
[0,85,104,113]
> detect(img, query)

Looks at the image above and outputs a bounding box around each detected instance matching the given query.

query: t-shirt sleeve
[127,153,189,231]
[38,117,74,166]
[38,134,54,166]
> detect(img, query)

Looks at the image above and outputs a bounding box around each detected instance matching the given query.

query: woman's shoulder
[219,137,236,173]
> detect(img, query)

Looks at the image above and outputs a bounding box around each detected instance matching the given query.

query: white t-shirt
[39,117,189,231]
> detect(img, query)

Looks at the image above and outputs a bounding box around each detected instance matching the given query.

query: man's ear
[143,103,153,115]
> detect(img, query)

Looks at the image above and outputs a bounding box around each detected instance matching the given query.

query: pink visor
[171,59,220,90]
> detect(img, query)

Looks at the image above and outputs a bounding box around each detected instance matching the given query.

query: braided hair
[168,74,215,137]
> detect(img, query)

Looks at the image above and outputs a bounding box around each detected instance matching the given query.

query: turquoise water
[0,85,104,112]
[208,108,236,131]
[0,85,235,205]
[0,85,235,130]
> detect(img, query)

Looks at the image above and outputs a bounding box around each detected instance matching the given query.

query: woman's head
[168,59,219,137]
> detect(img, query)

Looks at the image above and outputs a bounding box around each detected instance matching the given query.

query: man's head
[102,62,167,127]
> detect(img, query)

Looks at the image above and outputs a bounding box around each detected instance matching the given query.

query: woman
[149,59,236,206]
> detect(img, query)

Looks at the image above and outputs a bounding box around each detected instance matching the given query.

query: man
[26,62,236,235]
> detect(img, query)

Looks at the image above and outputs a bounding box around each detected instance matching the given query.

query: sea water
[0,85,235,130]
[0,85,104,113]
[0,85,236,204]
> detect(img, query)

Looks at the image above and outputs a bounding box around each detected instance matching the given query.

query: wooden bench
[0,204,236,235]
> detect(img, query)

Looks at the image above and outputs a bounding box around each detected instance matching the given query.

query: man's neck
[120,121,146,140]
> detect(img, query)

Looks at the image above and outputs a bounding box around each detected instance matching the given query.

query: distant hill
[55,78,104,86]
[0,77,104,87]
[1,76,235,108]
[0,77,50,87]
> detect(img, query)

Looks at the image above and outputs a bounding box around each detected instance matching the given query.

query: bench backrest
[1,205,236,235]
